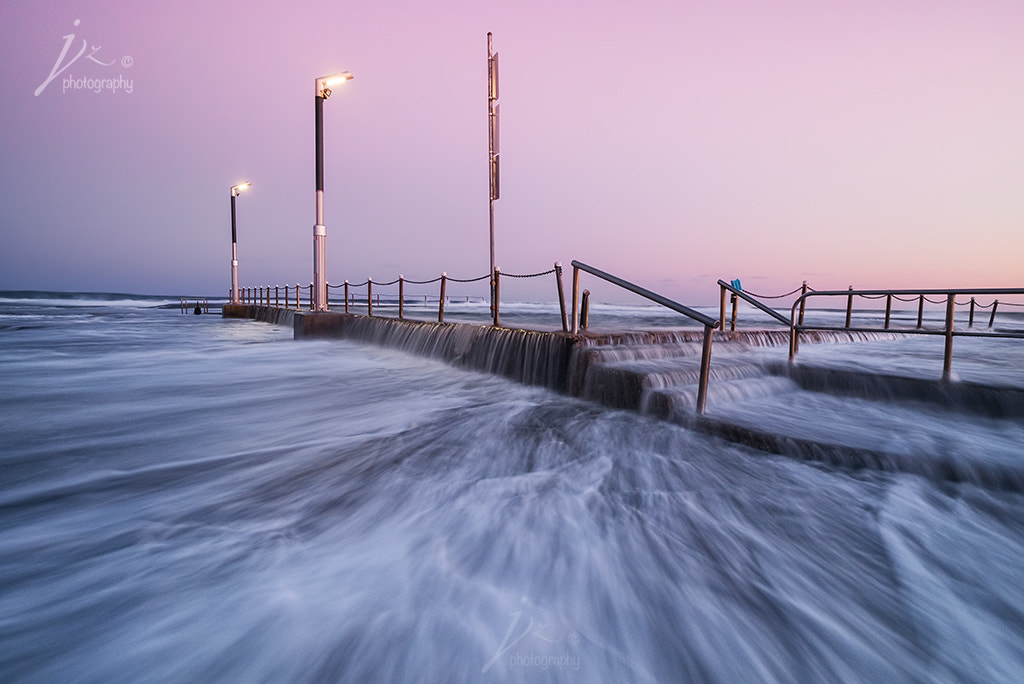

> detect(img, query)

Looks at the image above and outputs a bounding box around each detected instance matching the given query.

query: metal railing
[717,279,792,330]
[570,260,720,415]
[789,288,1024,380]
[181,298,209,314]
[239,262,570,329]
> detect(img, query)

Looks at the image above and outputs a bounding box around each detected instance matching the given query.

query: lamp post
[229,181,251,304]
[313,71,354,312]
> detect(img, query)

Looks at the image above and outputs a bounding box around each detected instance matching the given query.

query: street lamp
[229,181,252,304]
[313,71,354,311]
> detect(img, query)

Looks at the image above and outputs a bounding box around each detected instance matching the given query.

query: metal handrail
[717,279,789,328]
[789,287,1024,380]
[570,260,719,414]
[571,261,718,329]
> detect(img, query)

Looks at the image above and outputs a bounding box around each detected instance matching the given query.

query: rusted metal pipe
[845,286,853,328]
[493,266,500,327]
[917,294,924,328]
[989,300,999,328]
[438,273,447,323]
[943,293,955,381]
[579,289,590,331]
[719,285,727,331]
[367,278,373,317]
[696,323,714,415]
[571,265,580,335]
[798,281,808,327]
[884,293,892,330]
[555,262,568,333]
[729,294,738,331]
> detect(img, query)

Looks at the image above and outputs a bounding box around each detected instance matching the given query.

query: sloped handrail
[570,260,719,415]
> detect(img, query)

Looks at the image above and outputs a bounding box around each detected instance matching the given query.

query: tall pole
[312,72,353,312]
[313,90,328,311]
[230,192,239,304]
[487,32,499,317]
[229,182,250,304]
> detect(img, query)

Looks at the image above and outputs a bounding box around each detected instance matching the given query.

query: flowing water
[2,293,1023,682]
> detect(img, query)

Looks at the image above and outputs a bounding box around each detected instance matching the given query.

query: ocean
[2,291,1023,682]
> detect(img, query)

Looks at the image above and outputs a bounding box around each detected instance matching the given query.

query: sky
[1,0,1022,305]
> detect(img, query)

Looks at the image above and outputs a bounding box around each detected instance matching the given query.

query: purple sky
[2,0,1022,304]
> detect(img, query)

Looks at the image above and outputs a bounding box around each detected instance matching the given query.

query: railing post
[555,262,568,333]
[438,273,447,323]
[917,294,924,329]
[696,323,714,416]
[579,290,590,331]
[729,293,738,331]
[297,284,302,311]
[308,283,313,310]
[571,265,580,334]
[719,284,727,331]
[969,297,976,327]
[266,286,270,307]
[798,281,807,327]
[492,267,500,327]
[845,286,853,328]
[943,293,955,381]
[367,277,373,317]
[989,300,999,328]
[884,293,892,330]
[275,286,279,308]
[399,275,405,320]
[343,281,349,313]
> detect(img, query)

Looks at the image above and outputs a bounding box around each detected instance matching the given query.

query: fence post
[275,286,279,308]
[438,273,447,323]
[554,262,568,333]
[989,300,999,328]
[884,293,892,330]
[399,275,405,320]
[571,265,580,334]
[917,294,924,329]
[943,293,955,381]
[798,281,807,327]
[729,294,738,331]
[696,323,714,416]
[492,267,500,327]
[308,283,313,310]
[719,284,727,331]
[579,290,590,331]
[367,278,373,317]
[969,297,976,327]
[845,286,854,328]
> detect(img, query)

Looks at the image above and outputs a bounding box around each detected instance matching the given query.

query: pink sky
[1,0,1022,304]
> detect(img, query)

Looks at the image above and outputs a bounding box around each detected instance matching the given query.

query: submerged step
[701,388,1024,490]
